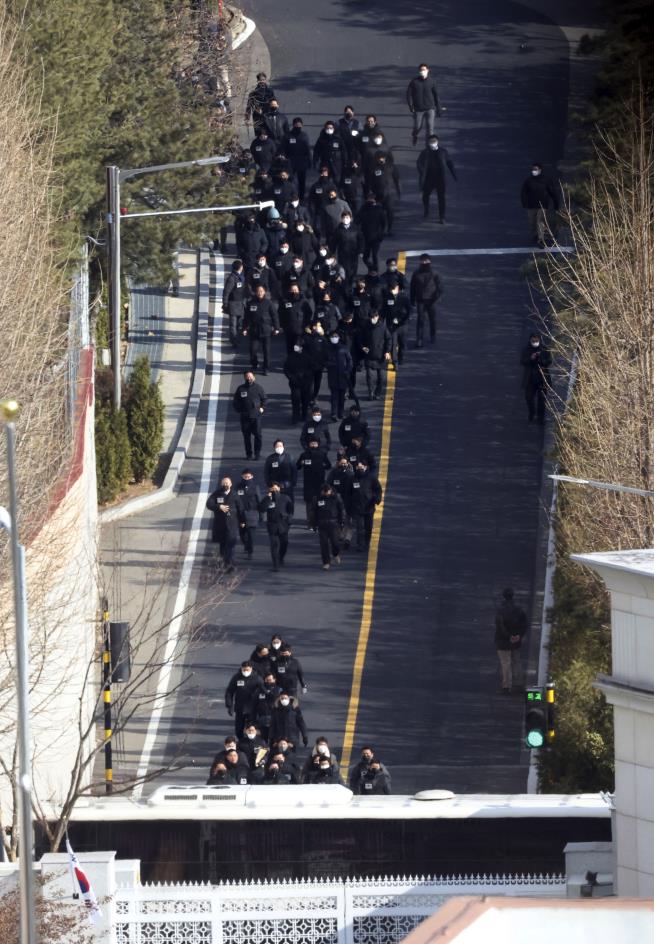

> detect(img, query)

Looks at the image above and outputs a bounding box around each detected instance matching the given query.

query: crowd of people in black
[207,635,391,793]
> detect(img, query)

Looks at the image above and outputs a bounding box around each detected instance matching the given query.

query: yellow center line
[340,251,406,772]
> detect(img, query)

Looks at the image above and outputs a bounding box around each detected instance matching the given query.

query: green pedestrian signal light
[524,685,554,749]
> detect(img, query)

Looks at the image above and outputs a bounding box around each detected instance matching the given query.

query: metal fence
[66,242,91,430]
[115,872,566,943]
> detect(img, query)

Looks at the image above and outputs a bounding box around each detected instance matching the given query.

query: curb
[100,250,212,525]
[233,15,256,50]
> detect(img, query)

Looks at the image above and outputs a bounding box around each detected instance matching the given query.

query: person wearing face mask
[313,120,346,184]
[271,238,294,281]
[259,483,293,570]
[350,459,383,551]
[206,475,239,570]
[334,210,363,283]
[268,693,308,748]
[270,168,296,213]
[247,253,280,301]
[300,405,332,453]
[326,332,354,421]
[283,256,314,298]
[206,760,237,786]
[345,435,376,474]
[312,482,346,569]
[520,161,560,246]
[274,645,307,697]
[264,752,299,784]
[269,635,285,668]
[264,439,297,507]
[255,672,282,742]
[282,118,312,200]
[326,454,354,545]
[223,748,251,785]
[337,309,360,405]
[283,341,314,425]
[357,194,387,274]
[407,63,443,146]
[296,437,332,529]
[281,285,313,354]
[520,332,552,424]
[222,259,246,348]
[337,105,361,164]
[338,404,370,450]
[357,114,382,162]
[379,257,407,293]
[237,723,269,782]
[225,661,265,738]
[310,244,331,283]
[232,370,266,460]
[362,130,394,186]
[245,71,276,133]
[348,745,384,791]
[234,468,262,560]
[211,735,248,771]
[356,760,392,795]
[417,134,457,224]
[304,753,342,785]
[290,222,319,268]
[250,128,277,174]
[319,188,353,247]
[410,253,443,347]
[304,323,329,399]
[283,193,312,230]
[236,214,268,271]
[243,284,281,375]
[307,166,337,225]
[302,737,341,779]
[264,207,287,265]
[368,153,401,237]
[262,97,289,144]
[381,279,411,368]
[249,644,273,679]
[359,311,392,400]
[312,290,342,337]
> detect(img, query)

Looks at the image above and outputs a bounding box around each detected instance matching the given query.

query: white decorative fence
[115,872,566,943]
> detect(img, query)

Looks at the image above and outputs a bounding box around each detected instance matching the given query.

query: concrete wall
[0,347,98,836]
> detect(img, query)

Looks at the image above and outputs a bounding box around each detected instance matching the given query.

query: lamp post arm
[119,154,230,182]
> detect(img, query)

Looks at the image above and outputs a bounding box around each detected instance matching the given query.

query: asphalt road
[124,0,604,795]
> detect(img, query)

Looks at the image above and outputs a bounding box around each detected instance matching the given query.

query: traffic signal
[524,686,547,748]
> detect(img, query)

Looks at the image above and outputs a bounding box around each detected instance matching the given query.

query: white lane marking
[404,246,574,257]
[132,257,224,799]
[232,16,256,50]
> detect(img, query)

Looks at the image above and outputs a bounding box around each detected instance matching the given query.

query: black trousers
[240,416,262,458]
[219,535,237,567]
[389,327,406,365]
[416,302,437,342]
[363,237,382,272]
[240,526,256,555]
[294,168,307,200]
[249,335,271,371]
[329,386,346,419]
[365,362,384,396]
[268,530,289,567]
[422,183,446,220]
[312,368,324,399]
[352,512,374,549]
[318,523,342,564]
[525,383,546,422]
[290,383,312,423]
[226,302,244,342]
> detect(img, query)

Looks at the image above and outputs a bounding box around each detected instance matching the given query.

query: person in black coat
[206,476,239,569]
[520,162,560,245]
[262,98,289,145]
[326,333,354,420]
[312,291,342,337]
[255,672,282,741]
[520,333,552,424]
[222,259,246,347]
[355,760,392,795]
[359,313,391,399]
[341,158,365,215]
[300,405,332,453]
[407,63,442,146]
[259,483,293,570]
[357,194,387,273]
[334,213,363,283]
[223,749,251,785]
[368,153,401,235]
[307,167,338,224]
[312,483,346,569]
[296,440,331,528]
[268,694,308,747]
[326,456,354,528]
[282,117,312,200]
[338,405,370,450]
[245,71,276,132]
[270,170,296,214]
[250,128,277,174]
[264,439,297,506]
[313,120,346,183]
[236,215,268,270]
[283,342,314,424]
[303,324,329,399]
[304,756,342,785]
[350,460,383,551]
[337,105,362,164]
[381,282,411,367]
[417,135,457,223]
[280,284,313,353]
[247,255,280,303]
[264,752,300,784]
[242,285,281,374]
[235,469,261,559]
[232,370,266,460]
[238,722,270,781]
[410,253,442,346]
[249,643,273,679]
[495,586,528,693]
[344,437,377,474]
[225,661,265,738]
[274,644,307,696]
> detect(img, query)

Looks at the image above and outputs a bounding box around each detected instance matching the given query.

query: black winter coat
[300,417,332,452]
[359,320,391,365]
[313,491,346,528]
[225,671,264,715]
[243,298,280,338]
[235,480,262,528]
[350,471,383,515]
[521,172,559,210]
[282,129,312,170]
[338,416,370,448]
[264,451,297,488]
[296,448,332,500]
[410,265,443,305]
[232,381,266,420]
[269,697,308,744]
[284,350,314,389]
[206,487,240,540]
[326,342,353,391]
[259,491,293,534]
[406,75,441,113]
[357,202,387,241]
[417,147,457,188]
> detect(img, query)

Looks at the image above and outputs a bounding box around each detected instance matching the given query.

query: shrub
[124,356,164,483]
[95,398,132,504]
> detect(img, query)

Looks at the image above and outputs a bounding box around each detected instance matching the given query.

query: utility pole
[101,597,113,794]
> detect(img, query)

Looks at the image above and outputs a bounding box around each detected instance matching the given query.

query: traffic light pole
[106,166,122,412]
[101,597,113,794]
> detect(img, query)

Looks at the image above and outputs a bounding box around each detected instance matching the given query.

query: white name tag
[240,391,248,397]
[304,459,312,465]
[238,490,244,495]
[268,501,275,509]
[344,178,351,184]
[387,299,395,306]
[274,188,281,194]
[237,680,245,687]
[278,667,286,673]
[353,300,360,307]
[353,482,360,489]
[344,424,351,431]
[362,136,369,143]
[375,169,382,177]
[333,142,339,148]
[272,461,279,468]
[364,782,372,790]
[393,318,399,324]
[289,137,296,144]
[351,129,359,137]
[318,500,325,507]
[315,187,323,194]
[255,146,262,152]
[307,427,314,433]
[333,479,340,485]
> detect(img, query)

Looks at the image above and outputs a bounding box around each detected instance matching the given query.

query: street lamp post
[549,474,654,498]
[105,154,232,411]
[0,399,36,944]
